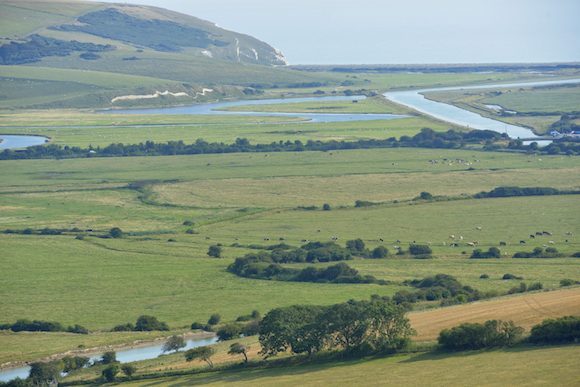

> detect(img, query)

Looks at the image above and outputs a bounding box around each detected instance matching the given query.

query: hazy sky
[99,0,580,65]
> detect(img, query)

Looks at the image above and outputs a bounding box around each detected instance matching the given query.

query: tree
[207,313,221,325]
[228,342,249,363]
[135,315,169,331]
[101,351,117,364]
[419,191,433,200]
[184,346,216,368]
[365,300,415,351]
[162,335,186,353]
[217,324,242,341]
[408,244,432,257]
[346,239,365,253]
[259,305,326,357]
[207,245,222,258]
[372,246,389,258]
[101,364,119,382]
[29,361,61,385]
[109,227,123,238]
[121,364,137,378]
[529,316,580,344]
[318,300,369,351]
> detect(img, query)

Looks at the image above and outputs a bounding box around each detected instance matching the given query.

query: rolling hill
[0,0,334,109]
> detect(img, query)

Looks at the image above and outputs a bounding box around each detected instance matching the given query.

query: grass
[121,345,580,386]
[409,287,580,341]
[0,113,450,147]
[424,83,580,134]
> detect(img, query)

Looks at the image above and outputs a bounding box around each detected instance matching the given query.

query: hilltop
[0,0,332,108]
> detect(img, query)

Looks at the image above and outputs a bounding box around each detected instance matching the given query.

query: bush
[101,364,119,382]
[529,316,580,344]
[418,191,433,200]
[408,244,432,257]
[112,323,135,332]
[208,314,221,325]
[438,320,524,350]
[471,247,501,259]
[217,323,243,341]
[528,282,543,291]
[513,247,563,258]
[480,274,489,279]
[207,245,222,258]
[322,203,331,211]
[67,324,89,334]
[121,364,136,378]
[372,246,389,259]
[135,315,169,331]
[560,279,578,287]
[109,227,123,238]
[502,273,523,280]
[191,321,205,330]
[101,351,117,364]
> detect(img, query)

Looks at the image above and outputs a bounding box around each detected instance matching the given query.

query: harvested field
[410,287,580,341]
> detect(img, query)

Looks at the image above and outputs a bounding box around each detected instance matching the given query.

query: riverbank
[0,331,215,371]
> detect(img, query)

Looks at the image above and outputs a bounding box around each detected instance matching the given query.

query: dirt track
[410,287,580,341]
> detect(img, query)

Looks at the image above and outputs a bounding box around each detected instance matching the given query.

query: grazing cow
[379,238,384,242]
[467,242,475,247]
[565,232,572,236]
[301,239,308,243]
[449,235,455,239]
[279,237,285,241]
[396,239,401,243]
[529,234,535,239]
[476,226,482,231]
[519,240,526,244]
[548,241,555,244]
[543,231,552,236]
[499,241,507,246]
[451,243,459,247]
[536,232,543,236]
[264,237,270,241]
[459,236,464,240]
[205,237,211,240]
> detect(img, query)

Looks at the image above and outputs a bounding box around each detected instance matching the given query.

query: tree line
[0,129,508,160]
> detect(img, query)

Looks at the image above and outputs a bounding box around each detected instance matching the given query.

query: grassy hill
[0,0,338,108]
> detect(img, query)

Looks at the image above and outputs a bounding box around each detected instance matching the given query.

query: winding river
[384,78,580,139]
[0,335,218,382]
[3,78,579,151]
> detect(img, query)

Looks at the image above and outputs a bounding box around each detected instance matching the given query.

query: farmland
[121,345,580,387]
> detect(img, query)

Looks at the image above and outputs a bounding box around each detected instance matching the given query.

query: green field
[424,83,580,134]
[122,345,580,387]
[1,147,579,366]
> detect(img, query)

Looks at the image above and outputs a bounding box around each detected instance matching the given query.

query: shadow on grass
[400,343,575,364]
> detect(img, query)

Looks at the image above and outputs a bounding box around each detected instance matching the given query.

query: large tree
[184,346,216,368]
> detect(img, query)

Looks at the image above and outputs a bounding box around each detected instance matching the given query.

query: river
[0,135,48,150]
[0,335,218,382]
[383,78,580,139]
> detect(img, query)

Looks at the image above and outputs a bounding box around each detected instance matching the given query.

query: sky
[99,0,580,65]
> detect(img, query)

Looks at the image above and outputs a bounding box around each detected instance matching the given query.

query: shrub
[471,247,501,259]
[135,315,169,331]
[121,364,136,378]
[528,282,543,291]
[217,323,243,341]
[438,320,524,350]
[101,351,117,364]
[112,323,135,332]
[502,273,523,280]
[191,322,205,330]
[109,227,123,238]
[560,279,578,287]
[101,364,119,382]
[208,314,221,325]
[207,245,222,258]
[322,203,331,211]
[408,244,432,257]
[372,246,389,259]
[529,316,580,344]
[480,274,489,279]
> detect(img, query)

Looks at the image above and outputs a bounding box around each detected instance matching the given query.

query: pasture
[122,345,580,387]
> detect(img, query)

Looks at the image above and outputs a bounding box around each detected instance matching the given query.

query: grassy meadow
[0,72,579,380]
[120,345,580,387]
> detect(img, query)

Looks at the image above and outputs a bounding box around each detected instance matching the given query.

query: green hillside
[0,0,338,109]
